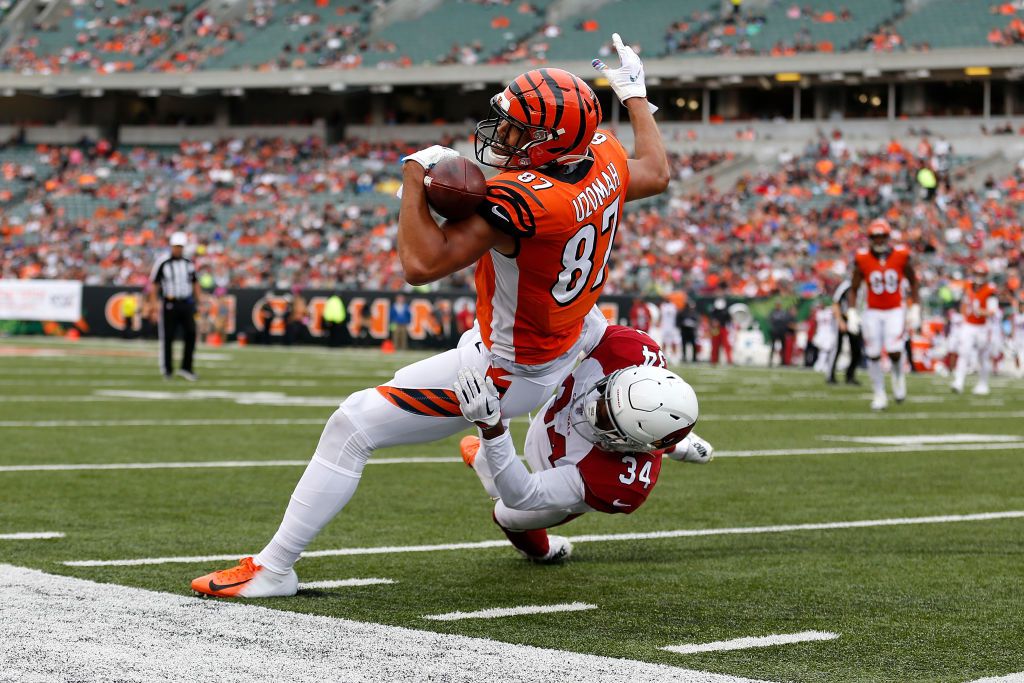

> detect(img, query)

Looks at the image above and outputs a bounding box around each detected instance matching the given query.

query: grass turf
[1,338,1023,682]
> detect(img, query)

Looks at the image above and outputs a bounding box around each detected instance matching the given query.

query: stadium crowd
[0,130,1021,310]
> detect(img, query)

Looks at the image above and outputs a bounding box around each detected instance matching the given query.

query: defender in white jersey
[455,325,713,561]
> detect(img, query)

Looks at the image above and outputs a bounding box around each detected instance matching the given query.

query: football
[424,157,487,221]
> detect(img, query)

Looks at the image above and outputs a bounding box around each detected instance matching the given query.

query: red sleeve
[587,325,665,373]
[576,447,663,514]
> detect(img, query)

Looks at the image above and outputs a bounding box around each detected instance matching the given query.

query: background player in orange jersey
[847,219,920,411]
[952,262,1000,395]
[192,35,673,598]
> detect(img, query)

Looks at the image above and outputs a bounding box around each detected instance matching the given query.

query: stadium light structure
[329,82,347,92]
[139,88,160,98]
[964,66,992,77]
[775,72,801,83]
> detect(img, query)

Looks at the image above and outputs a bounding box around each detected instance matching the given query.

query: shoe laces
[219,556,259,581]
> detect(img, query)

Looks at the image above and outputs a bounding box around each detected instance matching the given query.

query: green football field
[2,338,1023,682]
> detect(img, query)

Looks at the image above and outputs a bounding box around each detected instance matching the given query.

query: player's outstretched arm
[397,159,504,285]
[593,33,669,202]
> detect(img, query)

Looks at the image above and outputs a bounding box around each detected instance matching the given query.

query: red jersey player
[192,36,672,598]
[952,262,999,395]
[847,219,920,410]
[455,326,713,562]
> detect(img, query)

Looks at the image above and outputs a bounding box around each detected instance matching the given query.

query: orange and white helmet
[475,68,602,170]
[569,365,698,453]
[867,218,892,238]
[971,261,989,277]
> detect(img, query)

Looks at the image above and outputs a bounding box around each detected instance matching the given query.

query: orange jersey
[475,129,630,365]
[963,282,997,325]
[854,245,910,310]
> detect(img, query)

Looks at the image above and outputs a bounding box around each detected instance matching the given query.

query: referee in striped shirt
[148,232,201,381]
[827,278,862,385]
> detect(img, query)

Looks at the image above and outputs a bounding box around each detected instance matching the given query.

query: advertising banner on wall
[0,279,83,322]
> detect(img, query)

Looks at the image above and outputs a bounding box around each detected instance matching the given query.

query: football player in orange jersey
[191,35,672,598]
[846,219,920,410]
[952,262,1000,395]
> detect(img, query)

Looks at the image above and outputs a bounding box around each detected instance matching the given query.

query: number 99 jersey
[474,129,630,366]
[854,245,910,310]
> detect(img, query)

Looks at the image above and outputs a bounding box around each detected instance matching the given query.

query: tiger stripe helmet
[475,68,602,170]
[867,218,892,237]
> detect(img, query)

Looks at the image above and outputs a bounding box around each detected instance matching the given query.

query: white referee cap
[169,231,188,247]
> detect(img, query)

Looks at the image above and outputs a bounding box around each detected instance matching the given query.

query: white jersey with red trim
[522,325,668,514]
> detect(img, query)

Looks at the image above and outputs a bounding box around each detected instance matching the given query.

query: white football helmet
[570,365,698,453]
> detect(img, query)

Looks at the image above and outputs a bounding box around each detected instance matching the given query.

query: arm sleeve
[480,431,587,511]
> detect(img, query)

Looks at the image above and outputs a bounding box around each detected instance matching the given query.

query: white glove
[667,433,714,464]
[906,303,921,332]
[402,145,459,171]
[454,368,500,428]
[592,33,658,114]
[846,308,861,336]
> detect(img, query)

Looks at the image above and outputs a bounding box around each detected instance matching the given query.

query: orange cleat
[191,556,297,598]
[459,435,480,468]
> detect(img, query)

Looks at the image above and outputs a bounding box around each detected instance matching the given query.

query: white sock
[868,358,884,395]
[255,412,373,573]
[953,352,968,388]
[978,352,992,386]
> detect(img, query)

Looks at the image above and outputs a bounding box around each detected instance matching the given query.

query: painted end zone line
[424,602,597,622]
[300,578,395,590]
[0,532,64,540]
[63,511,1024,568]
[663,631,839,655]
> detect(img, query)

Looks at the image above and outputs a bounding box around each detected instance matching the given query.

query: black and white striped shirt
[833,279,852,317]
[151,255,197,300]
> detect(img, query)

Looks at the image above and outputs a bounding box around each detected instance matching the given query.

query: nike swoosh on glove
[592,33,658,114]
[454,367,501,428]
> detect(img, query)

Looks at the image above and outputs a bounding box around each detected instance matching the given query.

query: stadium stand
[893,0,1024,50]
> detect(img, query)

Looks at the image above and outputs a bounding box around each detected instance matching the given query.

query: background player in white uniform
[455,326,712,562]
[952,263,1000,395]
[658,297,682,364]
[812,302,838,374]
[191,35,672,598]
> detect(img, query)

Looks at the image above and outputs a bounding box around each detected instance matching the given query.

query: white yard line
[299,578,395,589]
[716,441,1024,458]
[63,511,1024,568]
[7,439,1022,474]
[662,631,839,655]
[819,434,1021,445]
[0,532,64,540]
[0,565,760,683]
[0,418,326,428]
[3,410,1023,428]
[424,602,597,622]
[0,457,461,473]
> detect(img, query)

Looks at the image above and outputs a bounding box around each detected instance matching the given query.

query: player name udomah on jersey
[571,159,622,222]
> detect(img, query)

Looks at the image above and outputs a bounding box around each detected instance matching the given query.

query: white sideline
[424,602,597,622]
[300,578,395,589]
[63,510,1024,567]
[0,565,763,683]
[662,631,839,655]
[6,439,1024,473]
[0,532,64,540]
[967,673,1024,682]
